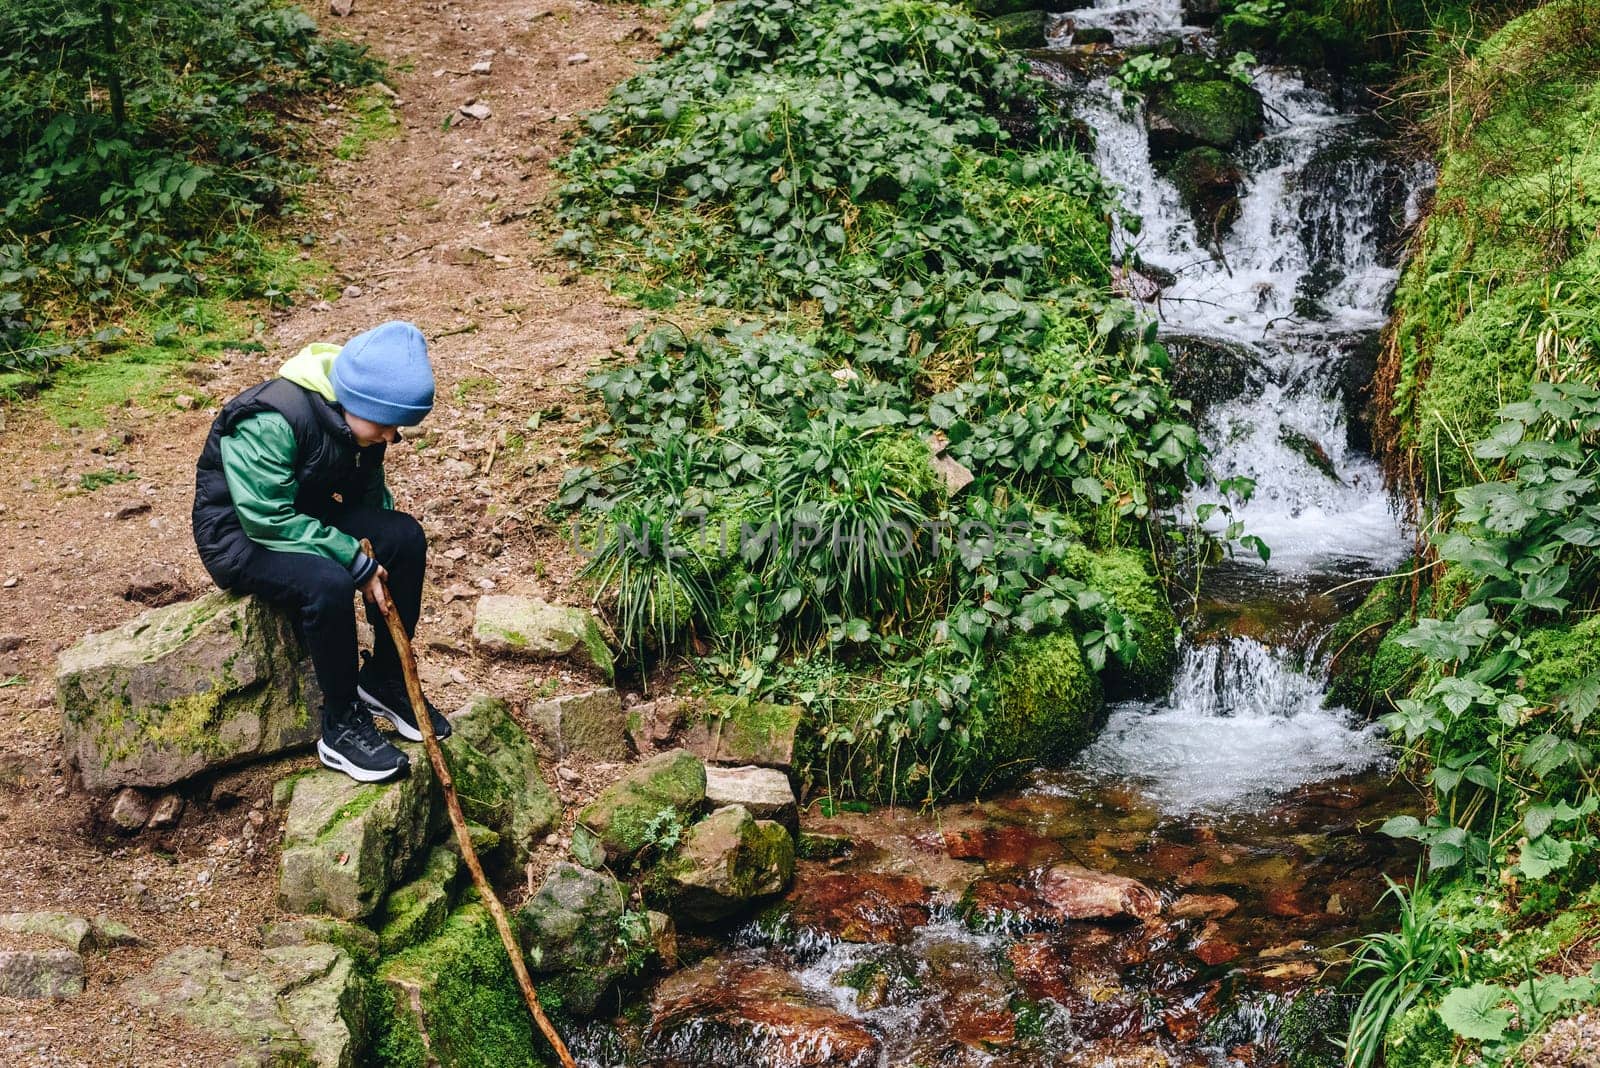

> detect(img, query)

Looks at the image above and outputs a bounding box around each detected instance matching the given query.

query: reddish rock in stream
[937,824,1064,869]
[1169,893,1239,920]
[966,864,1160,930]
[648,956,881,1068]
[783,871,933,944]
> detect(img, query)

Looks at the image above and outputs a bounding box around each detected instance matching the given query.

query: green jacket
[218,343,393,570]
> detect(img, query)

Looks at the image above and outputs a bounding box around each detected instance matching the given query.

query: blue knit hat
[332,321,435,426]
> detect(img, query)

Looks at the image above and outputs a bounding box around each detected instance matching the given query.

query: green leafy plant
[1109,53,1173,99]
[556,0,1207,801]
[1342,879,1466,1068]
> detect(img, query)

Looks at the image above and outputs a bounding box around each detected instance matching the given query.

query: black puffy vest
[192,378,386,587]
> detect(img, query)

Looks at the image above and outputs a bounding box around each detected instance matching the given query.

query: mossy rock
[471,595,613,680]
[646,804,796,925]
[687,696,804,771]
[1218,9,1359,69]
[981,630,1102,788]
[442,696,561,869]
[1163,146,1242,238]
[1273,986,1354,1068]
[123,943,365,1068]
[515,862,630,1017]
[573,749,707,869]
[1145,77,1264,157]
[988,9,1049,49]
[56,592,318,791]
[261,915,381,970]
[1084,548,1179,698]
[278,757,443,921]
[378,904,548,1067]
[374,847,463,954]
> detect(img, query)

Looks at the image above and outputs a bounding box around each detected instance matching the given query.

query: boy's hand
[360,564,391,615]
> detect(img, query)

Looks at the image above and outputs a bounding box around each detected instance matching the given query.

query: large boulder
[516,862,630,1015]
[528,687,629,761]
[277,758,442,920]
[441,696,560,868]
[648,805,796,924]
[572,748,706,870]
[472,595,613,678]
[122,943,364,1067]
[1145,78,1264,158]
[58,592,318,791]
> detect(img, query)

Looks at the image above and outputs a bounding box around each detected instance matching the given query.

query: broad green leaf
[1378,815,1422,838]
[1517,834,1574,879]
[1437,984,1513,1042]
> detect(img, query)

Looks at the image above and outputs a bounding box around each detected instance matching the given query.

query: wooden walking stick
[360,540,577,1068]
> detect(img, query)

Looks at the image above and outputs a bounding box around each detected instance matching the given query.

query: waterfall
[1028,8,1429,816]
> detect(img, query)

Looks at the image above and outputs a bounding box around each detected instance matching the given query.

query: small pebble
[565,52,589,65]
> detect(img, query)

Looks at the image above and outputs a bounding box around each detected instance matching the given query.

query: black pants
[226,506,425,710]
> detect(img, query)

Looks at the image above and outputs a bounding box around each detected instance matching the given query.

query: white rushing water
[1034,11,1427,814]
[1069,639,1390,813]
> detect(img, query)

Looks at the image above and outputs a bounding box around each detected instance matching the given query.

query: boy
[192,320,452,783]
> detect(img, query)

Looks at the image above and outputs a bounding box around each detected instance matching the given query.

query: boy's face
[344,412,400,447]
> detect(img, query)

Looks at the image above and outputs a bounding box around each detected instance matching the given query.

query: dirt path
[0,1,661,1061]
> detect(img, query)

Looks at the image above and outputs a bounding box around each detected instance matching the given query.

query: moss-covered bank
[1337,3,1600,1061]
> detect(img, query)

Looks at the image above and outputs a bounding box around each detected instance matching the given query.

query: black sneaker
[317,702,411,783]
[357,673,453,743]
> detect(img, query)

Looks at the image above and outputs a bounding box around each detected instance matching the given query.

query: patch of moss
[1520,615,1600,704]
[981,628,1102,788]
[1326,572,1421,715]
[336,90,401,161]
[1274,987,1354,1068]
[1085,548,1179,697]
[1383,997,1456,1068]
[1147,77,1264,154]
[315,785,386,842]
[986,9,1047,49]
[375,848,462,954]
[378,904,551,1068]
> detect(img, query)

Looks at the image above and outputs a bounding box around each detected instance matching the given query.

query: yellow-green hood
[278,343,341,403]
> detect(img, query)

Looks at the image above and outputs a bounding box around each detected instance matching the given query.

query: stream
[572,1,1429,1063]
